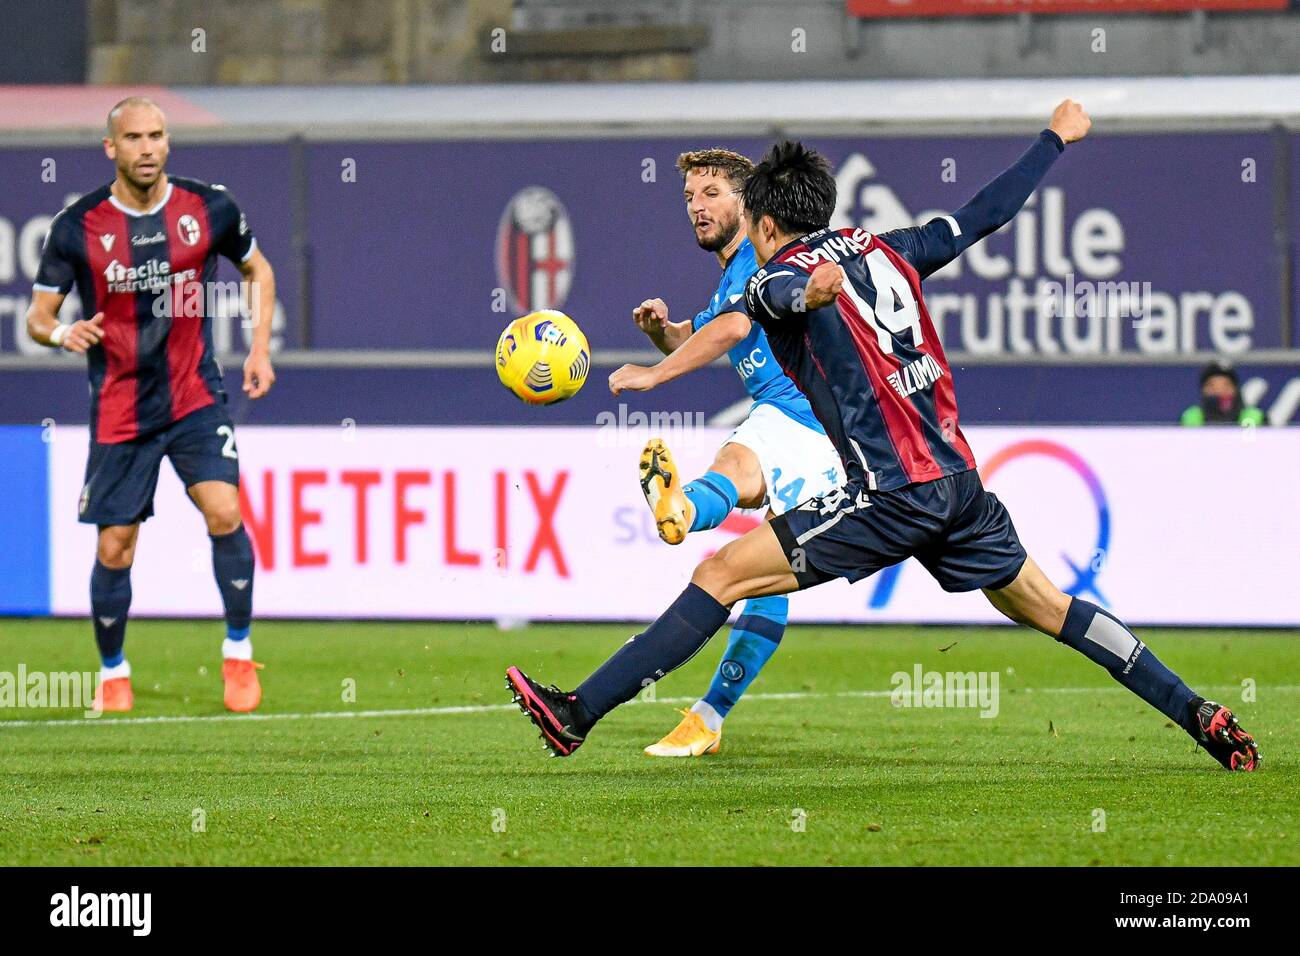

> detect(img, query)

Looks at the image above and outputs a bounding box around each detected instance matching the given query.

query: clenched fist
[804,263,846,311]
[608,363,659,396]
[1048,99,1091,145]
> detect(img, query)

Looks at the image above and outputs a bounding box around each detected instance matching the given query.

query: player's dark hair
[741,140,836,237]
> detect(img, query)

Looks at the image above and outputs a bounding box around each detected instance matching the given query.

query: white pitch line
[0,684,1293,729]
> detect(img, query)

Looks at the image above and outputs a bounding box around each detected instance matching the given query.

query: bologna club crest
[176,214,202,246]
[496,186,573,313]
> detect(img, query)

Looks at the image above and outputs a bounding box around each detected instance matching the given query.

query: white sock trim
[222,637,253,661]
[690,699,723,732]
[100,660,131,681]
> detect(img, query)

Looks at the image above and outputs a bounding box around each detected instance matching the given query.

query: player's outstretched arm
[632,297,693,355]
[953,99,1090,241]
[609,311,749,395]
[880,99,1090,279]
[238,248,276,399]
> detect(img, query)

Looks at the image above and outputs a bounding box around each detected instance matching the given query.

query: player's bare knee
[713,443,764,508]
[97,544,134,569]
[691,548,745,606]
[202,500,243,536]
[690,554,728,600]
[96,529,136,568]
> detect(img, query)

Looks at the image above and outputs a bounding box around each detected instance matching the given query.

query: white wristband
[48,323,69,347]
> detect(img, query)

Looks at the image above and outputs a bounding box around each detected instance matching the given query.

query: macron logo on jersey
[887,353,946,399]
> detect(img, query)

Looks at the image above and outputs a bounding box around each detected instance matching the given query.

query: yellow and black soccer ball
[495,310,590,405]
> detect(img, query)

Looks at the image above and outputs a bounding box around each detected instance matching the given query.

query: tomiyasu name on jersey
[691,238,824,434]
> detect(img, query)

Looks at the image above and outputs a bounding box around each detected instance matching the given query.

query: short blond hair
[676,148,754,188]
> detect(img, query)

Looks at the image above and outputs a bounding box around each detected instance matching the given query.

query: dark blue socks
[576,583,731,723]
[90,560,132,667]
[211,525,254,637]
[703,594,787,718]
[1057,598,1196,731]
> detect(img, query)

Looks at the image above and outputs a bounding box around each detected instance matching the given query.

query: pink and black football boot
[505,666,591,757]
[1188,698,1260,771]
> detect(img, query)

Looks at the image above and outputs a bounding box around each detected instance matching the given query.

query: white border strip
[1,684,1292,729]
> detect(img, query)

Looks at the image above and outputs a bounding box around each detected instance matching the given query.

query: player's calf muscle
[984,557,1070,636]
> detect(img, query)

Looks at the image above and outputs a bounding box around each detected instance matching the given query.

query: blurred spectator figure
[1181,361,1265,427]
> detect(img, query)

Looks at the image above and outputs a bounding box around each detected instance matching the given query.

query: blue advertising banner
[4,362,1298,428]
[2,131,1292,431]
[0,425,49,614]
[299,137,764,350]
[300,132,1284,357]
[2,132,1286,358]
[817,131,1283,356]
[0,142,299,355]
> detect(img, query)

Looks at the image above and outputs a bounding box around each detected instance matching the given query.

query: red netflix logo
[237,468,570,577]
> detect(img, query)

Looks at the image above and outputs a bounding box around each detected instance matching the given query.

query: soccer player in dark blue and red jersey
[508,100,1260,772]
[26,96,276,714]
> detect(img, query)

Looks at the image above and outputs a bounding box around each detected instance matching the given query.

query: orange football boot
[93,676,134,713]
[222,659,264,712]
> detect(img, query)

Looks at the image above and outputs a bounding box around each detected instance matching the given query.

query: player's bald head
[103,96,170,191]
[106,96,166,138]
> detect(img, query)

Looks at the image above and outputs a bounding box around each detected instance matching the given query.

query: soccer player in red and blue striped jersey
[26,96,276,714]
[508,100,1260,771]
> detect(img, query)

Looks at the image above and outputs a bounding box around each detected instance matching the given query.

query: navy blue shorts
[770,469,1026,593]
[79,402,241,526]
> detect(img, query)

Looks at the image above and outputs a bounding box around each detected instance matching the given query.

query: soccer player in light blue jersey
[608,149,842,756]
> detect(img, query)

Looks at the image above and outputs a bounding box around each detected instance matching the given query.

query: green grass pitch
[0,618,1295,866]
